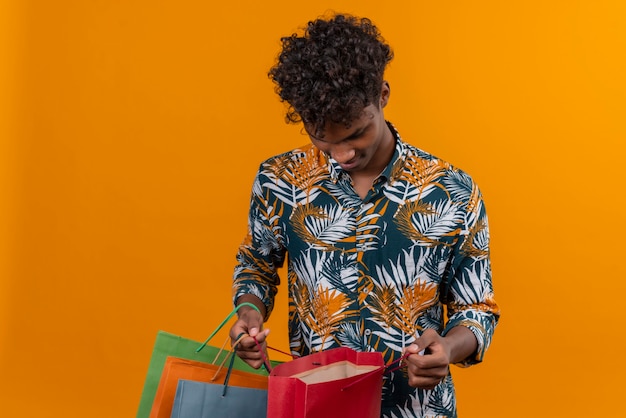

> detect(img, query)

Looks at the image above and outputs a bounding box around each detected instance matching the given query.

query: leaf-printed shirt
[233,123,500,418]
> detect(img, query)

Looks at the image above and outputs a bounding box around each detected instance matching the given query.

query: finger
[234,334,271,370]
[235,330,272,359]
[406,363,449,390]
[406,343,426,356]
[229,319,250,341]
[249,326,271,339]
[238,328,270,348]
[235,349,265,370]
[410,328,441,355]
[229,311,267,344]
[236,347,262,359]
[235,335,259,351]
[407,375,443,391]
[254,328,270,341]
[407,350,449,372]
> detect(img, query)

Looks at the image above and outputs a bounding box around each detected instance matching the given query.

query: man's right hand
[229,297,270,369]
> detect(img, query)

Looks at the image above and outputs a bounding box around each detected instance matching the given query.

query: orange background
[1,1,625,417]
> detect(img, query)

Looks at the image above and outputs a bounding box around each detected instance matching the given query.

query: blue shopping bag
[170,341,269,418]
[170,378,268,418]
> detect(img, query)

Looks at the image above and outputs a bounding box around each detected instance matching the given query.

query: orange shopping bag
[150,353,269,418]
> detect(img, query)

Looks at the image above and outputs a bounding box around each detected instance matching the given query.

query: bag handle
[194,302,293,381]
[195,302,261,353]
[252,335,273,372]
[219,333,249,396]
[221,345,238,396]
[208,333,249,381]
[342,351,419,391]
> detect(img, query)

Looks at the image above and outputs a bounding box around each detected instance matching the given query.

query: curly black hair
[268,14,394,138]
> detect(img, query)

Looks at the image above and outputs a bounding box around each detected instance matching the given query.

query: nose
[330,144,356,164]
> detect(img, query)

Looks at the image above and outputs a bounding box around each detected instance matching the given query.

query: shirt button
[364,329,372,336]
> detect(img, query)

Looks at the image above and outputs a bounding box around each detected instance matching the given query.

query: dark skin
[231,300,477,389]
[230,83,478,389]
[230,294,269,368]
[306,82,395,199]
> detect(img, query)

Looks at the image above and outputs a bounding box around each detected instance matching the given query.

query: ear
[380,81,390,108]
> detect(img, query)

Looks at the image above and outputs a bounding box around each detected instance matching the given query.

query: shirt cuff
[443,311,496,367]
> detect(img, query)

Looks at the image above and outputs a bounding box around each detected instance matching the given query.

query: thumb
[407,343,426,356]
[250,327,271,341]
[239,308,265,337]
[411,329,440,355]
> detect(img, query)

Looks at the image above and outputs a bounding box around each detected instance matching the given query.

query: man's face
[306,103,394,175]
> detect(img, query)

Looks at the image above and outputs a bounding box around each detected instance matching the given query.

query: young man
[229,14,500,417]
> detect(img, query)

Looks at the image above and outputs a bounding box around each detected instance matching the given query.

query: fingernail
[250,327,258,336]
[409,344,419,352]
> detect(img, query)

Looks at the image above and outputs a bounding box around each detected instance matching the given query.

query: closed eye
[344,126,368,141]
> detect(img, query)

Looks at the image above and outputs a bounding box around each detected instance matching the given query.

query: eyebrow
[313,125,368,143]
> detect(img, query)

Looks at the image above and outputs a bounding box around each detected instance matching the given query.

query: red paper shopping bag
[267,347,385,418]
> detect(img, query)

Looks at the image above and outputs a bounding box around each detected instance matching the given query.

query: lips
[339,160,359,171]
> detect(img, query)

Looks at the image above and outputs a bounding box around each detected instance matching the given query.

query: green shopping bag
[136,303,280,418]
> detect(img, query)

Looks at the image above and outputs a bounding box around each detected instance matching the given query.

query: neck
[363,122,396,177]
